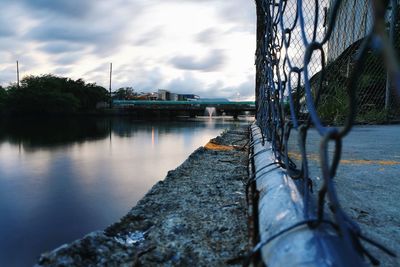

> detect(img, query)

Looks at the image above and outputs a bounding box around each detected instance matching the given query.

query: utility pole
[385,0,397,111]
[109,63,112,108]
[16,60,20,88]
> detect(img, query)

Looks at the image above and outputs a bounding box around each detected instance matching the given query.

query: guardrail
[113,100,255,106]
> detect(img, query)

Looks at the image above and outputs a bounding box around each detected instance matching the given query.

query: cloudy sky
[0,0,256,100]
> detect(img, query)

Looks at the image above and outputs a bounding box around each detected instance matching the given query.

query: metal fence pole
[385,0,398,110]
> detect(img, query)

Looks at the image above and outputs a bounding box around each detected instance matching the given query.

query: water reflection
[0,117,109,150]
[0,116,251,266]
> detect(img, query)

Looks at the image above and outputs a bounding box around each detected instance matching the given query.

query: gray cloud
[165,72,254,100]
[134,27,164,46]
[169,49,225,72]
[0,55,40,82]
[220,78,255,100]
[39,42,88,54]
[199,78,255,100]
[0,27,13,38]
[54,66,72,75]
[0,0,256,92]
[19,0,93,18]
[165,73,205,95]
[0,5,23,38]
[220,1,254,22]
[27,21,110,43]
[20,0,145,57]
[25,18,127,58]
[196,28,219,44]
[82,64,254,100]
[53,53,85,66]
[0,66,17,85]
[218,1,256,33]
[131,68,164,92]
[164,0,255,33]
[84,65,110,77]
[86,64,166,92]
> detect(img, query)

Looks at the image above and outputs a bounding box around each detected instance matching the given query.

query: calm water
[0,117,250,266]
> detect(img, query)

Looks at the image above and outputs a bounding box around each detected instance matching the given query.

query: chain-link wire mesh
[253,0,399,265]
[323,0,400,124]
[256,0,399,126]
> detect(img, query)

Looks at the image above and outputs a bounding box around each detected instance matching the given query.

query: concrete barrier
[249,123,365,267]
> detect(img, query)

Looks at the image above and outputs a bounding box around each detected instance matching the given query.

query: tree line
[0,74,109,115]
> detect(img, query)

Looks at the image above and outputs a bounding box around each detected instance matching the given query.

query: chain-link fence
[253,0,399,265]
[256,0,400,126]
[323,0,400,124]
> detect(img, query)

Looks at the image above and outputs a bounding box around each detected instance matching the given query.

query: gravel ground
[35,127,250,267]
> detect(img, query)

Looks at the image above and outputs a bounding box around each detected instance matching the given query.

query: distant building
[177,94,200,101]
[157,89,170,100]
[136,93,158,100]
[156,90,201,101]
[148,93,158,100]
[170,93,179,101]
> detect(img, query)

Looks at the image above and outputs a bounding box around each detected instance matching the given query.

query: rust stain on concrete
[204,142,234,151]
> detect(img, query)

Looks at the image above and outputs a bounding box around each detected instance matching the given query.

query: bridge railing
[112,100,255,107]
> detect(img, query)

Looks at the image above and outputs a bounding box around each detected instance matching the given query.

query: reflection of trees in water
[0,117,109,150]
[110,117,244,137]
[110,118,201,137]
[0,117,241,150]
[0,117,195,149]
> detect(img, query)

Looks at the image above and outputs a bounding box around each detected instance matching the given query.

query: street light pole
[16,60,20,88]
[109,63,112,108]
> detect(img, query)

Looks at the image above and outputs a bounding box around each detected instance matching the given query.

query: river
[0,116,251,266]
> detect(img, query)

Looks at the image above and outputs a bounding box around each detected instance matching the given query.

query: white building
[157,89,170,100]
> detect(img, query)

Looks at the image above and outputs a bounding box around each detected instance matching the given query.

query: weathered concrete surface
[35,127,249,266]
[250,124,364,267]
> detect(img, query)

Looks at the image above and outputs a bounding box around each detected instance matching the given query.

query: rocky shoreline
[36,127,250,266]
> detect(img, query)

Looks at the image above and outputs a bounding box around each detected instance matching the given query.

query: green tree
[113,87,137,100]
[63,78,109,110]
[6,82,79,114]
[0,86,6,112]
[4,74,109,114]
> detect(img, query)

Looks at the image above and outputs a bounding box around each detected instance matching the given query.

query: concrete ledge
[249,123,364,267]
[35,127,250,266]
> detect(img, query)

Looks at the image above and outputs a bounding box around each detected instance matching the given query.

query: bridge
[112,100,255,118]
